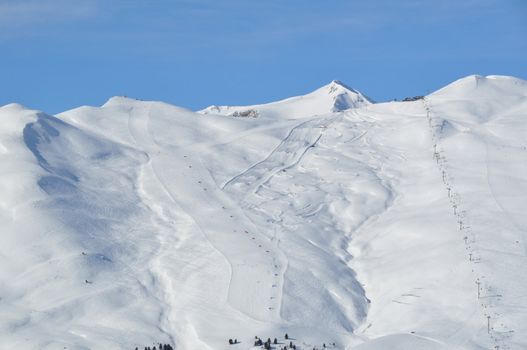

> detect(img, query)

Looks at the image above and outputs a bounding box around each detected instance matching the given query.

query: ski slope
[0,77,526,350]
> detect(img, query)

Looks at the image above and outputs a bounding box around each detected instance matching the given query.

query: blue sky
[0,0,526,113]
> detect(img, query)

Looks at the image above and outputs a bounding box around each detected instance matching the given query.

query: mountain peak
[328,79,356,92]
[431,74,527,99]
[199,80,372,119]
[102,96,143,108]
[317,79,373,111]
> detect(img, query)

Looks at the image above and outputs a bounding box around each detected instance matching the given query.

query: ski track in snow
[126,104,287,323]
[127,103,180,345]
[223,116,337,196]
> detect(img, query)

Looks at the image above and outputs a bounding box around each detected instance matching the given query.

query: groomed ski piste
[0,76,526,349]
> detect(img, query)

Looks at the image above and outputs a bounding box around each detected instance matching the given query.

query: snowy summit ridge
[199,80,372,119]
[0,75,526,350]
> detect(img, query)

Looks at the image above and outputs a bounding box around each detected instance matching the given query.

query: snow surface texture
[0,76,526,350]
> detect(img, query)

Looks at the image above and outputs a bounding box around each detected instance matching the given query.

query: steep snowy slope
[199,80,372,119]
[348,75,527,350]
[1,76,526,350]
[0,104,174,349]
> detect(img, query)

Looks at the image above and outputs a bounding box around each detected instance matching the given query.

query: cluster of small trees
[254,337,263,346]
[261,337,279,349]
[249,334,295,349]
[134,344,173,350]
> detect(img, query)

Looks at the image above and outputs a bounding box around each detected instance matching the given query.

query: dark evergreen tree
[274,338,278,344]
[285,333,289,340]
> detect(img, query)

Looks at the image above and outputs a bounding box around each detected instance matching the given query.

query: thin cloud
[0,0,98,27]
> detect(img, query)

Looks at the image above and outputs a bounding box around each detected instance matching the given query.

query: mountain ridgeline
[1,75,526,350]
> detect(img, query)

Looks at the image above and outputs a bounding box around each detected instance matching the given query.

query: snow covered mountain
[199,80,372,119]
[1,76,526,350]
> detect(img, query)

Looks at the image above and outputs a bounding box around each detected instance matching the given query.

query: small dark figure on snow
[274,338,278,344]
[285,333,289,340]
[229,339,233,345]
